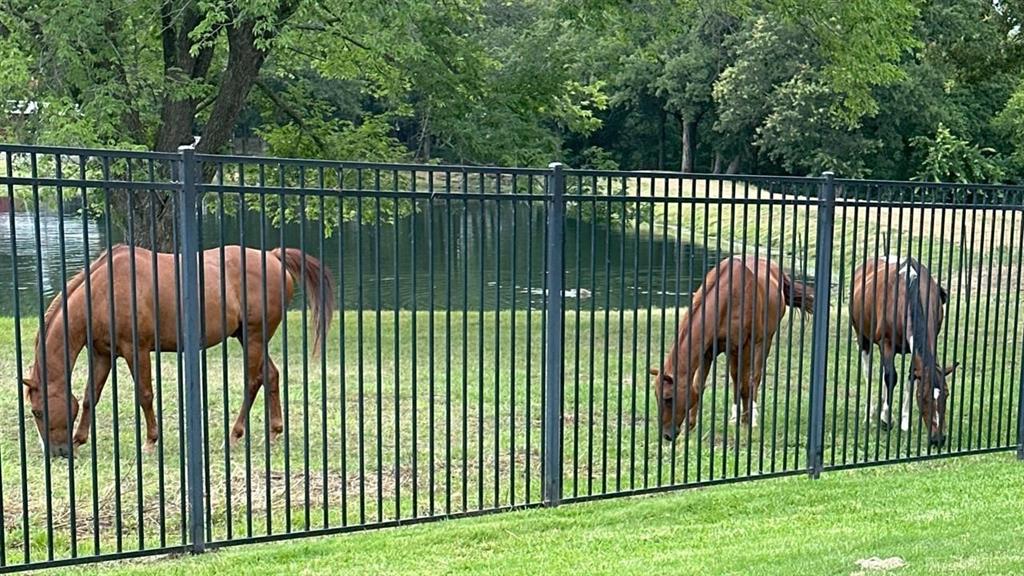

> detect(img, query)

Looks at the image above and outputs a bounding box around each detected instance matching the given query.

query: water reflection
[1,203,716,316]
[0,212,108,316]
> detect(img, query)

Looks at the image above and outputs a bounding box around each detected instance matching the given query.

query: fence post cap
[548,161,564,170]
[178,136,202,152]
[821,171,835,179]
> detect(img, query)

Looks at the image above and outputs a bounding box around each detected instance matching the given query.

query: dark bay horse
[650,256,814,441]
[850,256,956,447]
[22,244,334,457]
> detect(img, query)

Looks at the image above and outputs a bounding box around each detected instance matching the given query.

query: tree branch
[160,0,176,71]
[256,79,326,152]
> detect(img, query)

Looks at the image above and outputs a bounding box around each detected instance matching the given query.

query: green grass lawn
[57,452,1024,575]
[1,297,1019,566]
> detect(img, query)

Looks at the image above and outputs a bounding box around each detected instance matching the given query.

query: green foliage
[566,146,652,227]
[198,116,414,235]
[910,123,1006,186]
[773,0,920,125]
[2,0,1024,188]
[259,116,410,164]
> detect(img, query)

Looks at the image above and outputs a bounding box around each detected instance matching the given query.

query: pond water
[0,204,719,317]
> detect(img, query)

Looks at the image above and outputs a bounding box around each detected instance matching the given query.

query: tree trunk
[128,2,216,252]
[680,117,696,173]
[197,19,268,157]
[712,152,723,174]
[128,4,292,252]
[727,155,741,174]
[658,110,666,170]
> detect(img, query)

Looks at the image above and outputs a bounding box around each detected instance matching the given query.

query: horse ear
[648,367,660,377]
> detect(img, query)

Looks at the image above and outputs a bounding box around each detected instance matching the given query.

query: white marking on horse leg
[902,306,915,433]
[880,379,891,426]
[901,377,912,432]
[752,401,759,427]
[729,402,738,423]
[906,314,915,355]
[861,350,875,422]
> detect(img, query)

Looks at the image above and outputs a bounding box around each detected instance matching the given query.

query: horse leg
[899,358,914,433]
[73,353,112,447]
[230,339,266,446]
[685,350,715,430]
[880,344,898,431]
[132,352,159,451]
[859,338,876,425]
[742,341,766,427]
[728,351,741,424]
[263,358,283,442]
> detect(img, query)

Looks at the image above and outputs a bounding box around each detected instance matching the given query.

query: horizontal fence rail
[0,143,1022,572]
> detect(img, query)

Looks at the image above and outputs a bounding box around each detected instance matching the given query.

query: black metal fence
[1,143,1022,572]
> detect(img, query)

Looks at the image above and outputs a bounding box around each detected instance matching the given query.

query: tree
[0,0,300,249]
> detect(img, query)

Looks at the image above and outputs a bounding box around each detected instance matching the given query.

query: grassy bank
[62,453,1024,575]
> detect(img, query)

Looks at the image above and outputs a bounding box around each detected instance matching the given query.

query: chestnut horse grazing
[850,256,956,447]
[22,244,334,458]
[650,256,814,441]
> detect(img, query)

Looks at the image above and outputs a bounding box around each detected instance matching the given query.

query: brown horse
[650,256,814,441]
[22,244,334,458]
[850,256,956,447]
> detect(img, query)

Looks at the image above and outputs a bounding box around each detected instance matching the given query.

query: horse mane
[34,244,129,355]
[904,260,937,376]
[672,259,730,368]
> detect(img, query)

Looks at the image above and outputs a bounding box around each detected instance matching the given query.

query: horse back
[849,257,944,349]
[692,256,785,346]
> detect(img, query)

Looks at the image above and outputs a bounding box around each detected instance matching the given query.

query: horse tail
[780,271,814,314]
[271,248,336,357]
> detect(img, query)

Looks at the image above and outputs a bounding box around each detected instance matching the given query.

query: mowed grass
[1,287,1020,566]
[65,453,1024,575]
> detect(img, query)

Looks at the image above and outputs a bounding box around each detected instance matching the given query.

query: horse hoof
[143,441,157,454]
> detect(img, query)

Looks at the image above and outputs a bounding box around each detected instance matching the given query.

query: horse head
[912,361,958,448]
[649,366,696,442]
[23,370,79,459]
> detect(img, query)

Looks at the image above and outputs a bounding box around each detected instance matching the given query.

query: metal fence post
[807,171,836,479]
[543,162,565,506]
[178,145,206,552]
[1018,348,1024,460]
